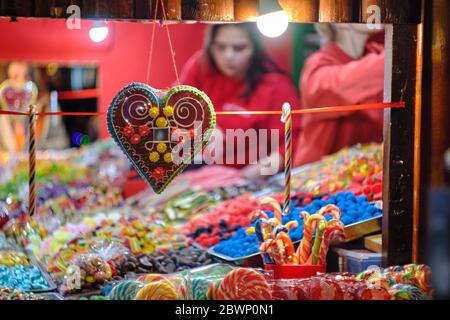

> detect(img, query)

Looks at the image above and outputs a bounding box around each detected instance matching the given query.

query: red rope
[160,0,180,85]
[146,0,160,84]
[0,102,405,117]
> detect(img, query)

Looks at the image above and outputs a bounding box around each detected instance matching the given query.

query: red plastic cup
[264,264,326,279]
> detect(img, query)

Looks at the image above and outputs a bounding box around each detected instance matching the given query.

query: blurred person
[179,23,300,179]
[0,62,37,152]
[295,24,385,166]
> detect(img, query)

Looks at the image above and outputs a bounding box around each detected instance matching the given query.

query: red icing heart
[107,83,216,194]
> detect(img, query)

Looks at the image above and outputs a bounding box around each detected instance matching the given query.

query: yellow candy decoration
[164,153,172,163]
[156,117,168,128]
[163,105,174,117]
[157,143,167,153]
[149,152,160,162]
[148,107,160,119]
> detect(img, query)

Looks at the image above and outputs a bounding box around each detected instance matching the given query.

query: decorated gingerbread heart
[107,83,216,194]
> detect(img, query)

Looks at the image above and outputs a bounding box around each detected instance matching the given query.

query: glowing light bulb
[256,10,289,38]
[89,25,109,43]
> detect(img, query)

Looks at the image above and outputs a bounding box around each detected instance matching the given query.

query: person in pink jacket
[294,24,385,166]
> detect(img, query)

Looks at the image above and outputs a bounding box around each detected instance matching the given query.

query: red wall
[0,18,292,138]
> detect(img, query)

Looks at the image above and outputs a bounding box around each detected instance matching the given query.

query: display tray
[27,255,58,293]
[38,292,64,300]
[2,239,58,294]
[208,215,382,265]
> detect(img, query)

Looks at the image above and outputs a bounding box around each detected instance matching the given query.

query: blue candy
[0,265,50,291]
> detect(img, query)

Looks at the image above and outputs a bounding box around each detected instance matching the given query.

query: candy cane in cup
[311,220,327,265]
[318,224,345,265]
[298,214,326,264]
[260,197,282,224]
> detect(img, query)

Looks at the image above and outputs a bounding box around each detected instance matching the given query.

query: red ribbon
[0,101,405,117]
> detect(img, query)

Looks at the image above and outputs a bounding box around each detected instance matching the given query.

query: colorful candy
[108,280,144,300]
[216,268,271,300]
[134,278,178,300]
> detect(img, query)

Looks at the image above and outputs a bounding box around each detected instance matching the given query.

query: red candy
[130,134,142,145]
[139,125,151,137]
[123,126,135,137]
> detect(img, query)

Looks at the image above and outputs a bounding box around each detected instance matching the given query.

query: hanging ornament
[107,83,216,194]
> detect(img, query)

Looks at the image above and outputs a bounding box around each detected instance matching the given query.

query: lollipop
[297,214,326,264]
[191,278,212,300]
[136,274,166,283]
[108,280,144,300]
[389,283,428,300]
[216,268,271,300]
[206,279,221,300]
[134,278,178,300]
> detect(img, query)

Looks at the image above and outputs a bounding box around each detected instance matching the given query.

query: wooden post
[382,24,422,266]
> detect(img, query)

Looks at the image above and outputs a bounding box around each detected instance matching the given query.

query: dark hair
[203,23,287,99]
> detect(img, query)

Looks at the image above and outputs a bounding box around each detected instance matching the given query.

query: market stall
[0,0,448,302]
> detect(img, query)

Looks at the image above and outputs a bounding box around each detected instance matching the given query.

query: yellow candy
[156,143,167,153]
[134,279,177,300]
[156,117,168,128]
[163,105,174,117]
[149,107,160,119]
[164,153,172,163]
[149,152,160,162]
[86,276,95,283]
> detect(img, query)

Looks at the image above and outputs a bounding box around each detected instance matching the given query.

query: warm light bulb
[256,10,289,38]
[89,25,109,43]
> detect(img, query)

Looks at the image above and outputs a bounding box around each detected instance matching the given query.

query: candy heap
[291,143,382,200]
[0,265,51,291]
[0,287,45,300]
[357,264,431,300]
[185,194,260,248]
[38,214,188,276]
[247,198,345,266]
[213,192,380,259]
[0,250,30,267]
[271,273,390,300]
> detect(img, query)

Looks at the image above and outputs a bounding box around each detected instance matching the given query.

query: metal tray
[38,292,64,300]
[27,254,58,293]
[208,215,382,266]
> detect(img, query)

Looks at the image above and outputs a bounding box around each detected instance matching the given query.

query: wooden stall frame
[1,0,447,267]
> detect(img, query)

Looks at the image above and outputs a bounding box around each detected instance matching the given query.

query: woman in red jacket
[295,24,385,166]
[179,23,300,178]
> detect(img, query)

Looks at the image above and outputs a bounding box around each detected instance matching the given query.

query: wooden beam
[181,0,233,21]
[234,0,258,21]
[382,24,421,266]
[361,0,422,24]
[279,0,319,22]
[319,0,359,22]
[0,0,34,17]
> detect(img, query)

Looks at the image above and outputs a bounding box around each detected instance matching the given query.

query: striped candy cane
[260,197,282,224]
[28,105,36,216]
[318,224,345,265]
[281,102,292,215]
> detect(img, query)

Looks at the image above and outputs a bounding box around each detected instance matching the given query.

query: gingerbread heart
[107,83,216,194]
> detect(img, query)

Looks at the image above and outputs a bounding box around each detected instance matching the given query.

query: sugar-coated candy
[0,265,51,291]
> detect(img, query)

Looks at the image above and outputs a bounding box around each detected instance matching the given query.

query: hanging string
[0,101,405,117]
[146,0,160,84]
[160,0,180,85]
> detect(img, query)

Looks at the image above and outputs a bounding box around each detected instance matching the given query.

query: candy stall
[0,0,449,304]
